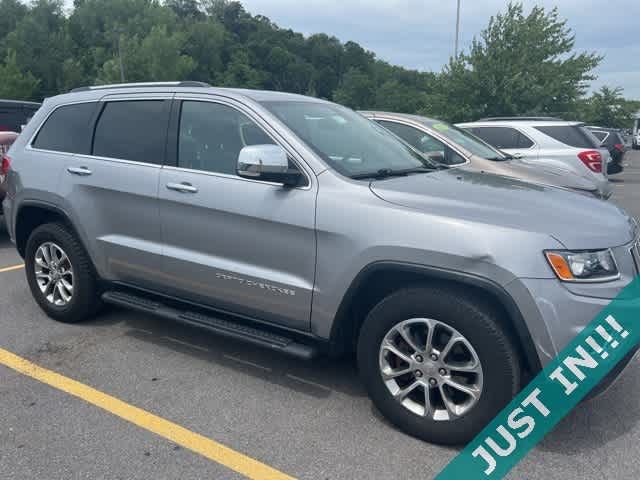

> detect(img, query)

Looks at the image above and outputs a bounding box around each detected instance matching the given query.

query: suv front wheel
[25,222,101,323]
[357,285,521,445]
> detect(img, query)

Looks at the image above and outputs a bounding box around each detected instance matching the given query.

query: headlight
[545,249,619,282]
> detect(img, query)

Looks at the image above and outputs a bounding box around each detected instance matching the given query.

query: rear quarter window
[534,125,599,149]
[32,102,98,154]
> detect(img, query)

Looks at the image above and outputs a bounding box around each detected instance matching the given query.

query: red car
[1,131,18,215]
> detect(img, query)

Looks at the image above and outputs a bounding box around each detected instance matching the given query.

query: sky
[240,0,640,99]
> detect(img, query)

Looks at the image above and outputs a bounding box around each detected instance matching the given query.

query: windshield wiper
[350,167,434,180]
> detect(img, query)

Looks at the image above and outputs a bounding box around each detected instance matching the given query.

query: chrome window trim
[161,164,310,191]
[172,95,313,190]
[72,153,163,169]
[371,115,471,167]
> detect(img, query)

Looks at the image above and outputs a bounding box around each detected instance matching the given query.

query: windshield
[261,101,434,177]
[421,119,509,160]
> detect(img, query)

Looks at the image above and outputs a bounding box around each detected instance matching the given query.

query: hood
[370,169,635,249]
[467,156,599,195]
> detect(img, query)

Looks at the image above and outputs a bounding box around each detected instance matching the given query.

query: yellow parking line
[0,263,24,273]
[0,347,296,480]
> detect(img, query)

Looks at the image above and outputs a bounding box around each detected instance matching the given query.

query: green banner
[435,277,640,479]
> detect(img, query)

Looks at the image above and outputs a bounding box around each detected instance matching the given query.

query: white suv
[457,118,611,199]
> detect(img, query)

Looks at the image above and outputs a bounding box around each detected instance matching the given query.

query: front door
[158,99,316,330]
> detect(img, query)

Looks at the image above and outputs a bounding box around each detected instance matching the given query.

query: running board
[101,291,318,360]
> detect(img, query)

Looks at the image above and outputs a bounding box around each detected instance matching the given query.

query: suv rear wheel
[357,285,521,445]
[25,223,101,323]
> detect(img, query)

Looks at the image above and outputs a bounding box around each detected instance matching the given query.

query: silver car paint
[3,85,638,370]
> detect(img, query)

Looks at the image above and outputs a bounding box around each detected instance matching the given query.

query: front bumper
[508,240,638,369]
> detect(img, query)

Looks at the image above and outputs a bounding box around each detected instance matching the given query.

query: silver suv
[3,83,639,445]
[457,118,612,199]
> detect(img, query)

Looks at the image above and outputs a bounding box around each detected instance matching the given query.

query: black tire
[25,222,102,323]
[357,285,521,445]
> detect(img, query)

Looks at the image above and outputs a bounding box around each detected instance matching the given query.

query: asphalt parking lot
[1,151,639,480]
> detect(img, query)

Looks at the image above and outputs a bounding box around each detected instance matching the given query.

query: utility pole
[454,0,461,58]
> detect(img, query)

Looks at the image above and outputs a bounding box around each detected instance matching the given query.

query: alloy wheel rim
[378,318,483,421]
[34,242,74,307]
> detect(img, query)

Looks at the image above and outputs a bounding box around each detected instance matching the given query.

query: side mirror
[237,144,302,187]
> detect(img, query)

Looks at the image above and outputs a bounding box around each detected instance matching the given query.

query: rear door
[56,95,171,289]
[158,97,317,330]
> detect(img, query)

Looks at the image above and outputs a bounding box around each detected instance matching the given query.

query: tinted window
[470,126,534,149]
[590,130,608,142]
[534,125,599,149]
[33,103,96,153]
[377,120,466,165]
[93,101,168,163]
[178,101,275,175]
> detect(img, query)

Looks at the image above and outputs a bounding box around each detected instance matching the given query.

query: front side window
[376,120,466,165]
[93,100,169,164]
[32,103,97,154]
[261,101,435,178]
[178,101,276,175]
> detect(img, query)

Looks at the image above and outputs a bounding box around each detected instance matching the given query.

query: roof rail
[478,116,564,122]
[70,81,211,93]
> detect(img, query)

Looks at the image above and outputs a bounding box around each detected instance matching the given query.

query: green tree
[576,86,638,128]
[436,2,601,121]
[0,50,40,99]
[333,67,376,109]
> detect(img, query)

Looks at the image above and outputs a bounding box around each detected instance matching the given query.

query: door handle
[67,166,92,176]
[166,182,198,193]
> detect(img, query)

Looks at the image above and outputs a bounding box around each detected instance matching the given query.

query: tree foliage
[0,0,633,129]
[435,3,602,122]
[0,50,40,99]
[571,87,640,129]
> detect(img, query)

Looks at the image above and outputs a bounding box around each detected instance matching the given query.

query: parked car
[0,99,41,132]
[0,131,18,215]
[4,83,639,445]
[587,126,626,175]
[360,111,604,198]
[456,118,612,199]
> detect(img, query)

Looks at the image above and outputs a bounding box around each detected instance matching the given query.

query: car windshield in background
[421,120,508,160]
[534,125,600,149]
[261,101,434,178]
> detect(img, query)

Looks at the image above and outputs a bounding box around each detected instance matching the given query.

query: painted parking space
[0,263,24,273]
[0,347,295,480]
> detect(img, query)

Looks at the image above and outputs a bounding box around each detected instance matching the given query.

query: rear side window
[469,126,533,149]
[590,130,608,142]
[93,100,169,164]
[534,125,599,149]
[32,103,97,154]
